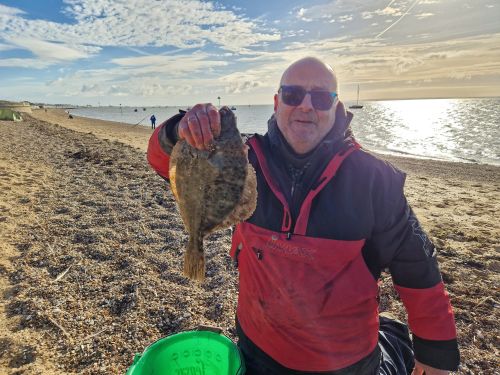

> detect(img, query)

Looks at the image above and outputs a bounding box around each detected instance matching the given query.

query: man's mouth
[293,119,315,125]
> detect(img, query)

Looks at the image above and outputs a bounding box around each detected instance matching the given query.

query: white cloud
[81,84,98,93]
[376,7,402,16]
[2,0,499,103]
[255,33,500,87]
[0,58,53,69]
[290,2,368,24]
[40,51,236,100]
[415,13,435,19]
[448,72,472,80]
[0,43,15,51]
[283,29,308,38]
[338,15,354,23]
[362,12,374,20]
[296,7,312,22]
[362,5,405,20]
[108,85,129,96]
[0,0,280,54]
[224,80,263,94]
[392,56,423,74]
[5,36,101,61]
[0,4,25,16]
[110,53,228,76]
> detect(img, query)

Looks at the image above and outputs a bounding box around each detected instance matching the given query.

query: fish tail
[184,234,205,281]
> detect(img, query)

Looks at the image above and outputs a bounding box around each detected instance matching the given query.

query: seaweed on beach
[0,115,499,374]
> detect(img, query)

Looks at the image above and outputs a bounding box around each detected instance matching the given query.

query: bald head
[273,56,340,154]
[279,57,337,92]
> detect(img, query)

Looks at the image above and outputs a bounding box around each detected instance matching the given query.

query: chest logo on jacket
[264,237,316,261]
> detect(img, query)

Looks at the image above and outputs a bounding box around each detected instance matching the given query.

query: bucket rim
[143,328,235,353]
[126,327,245,375]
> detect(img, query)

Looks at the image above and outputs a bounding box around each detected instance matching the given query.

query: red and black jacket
[147,105,459,372]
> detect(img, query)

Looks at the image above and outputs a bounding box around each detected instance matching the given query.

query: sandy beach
[0,108,499,374]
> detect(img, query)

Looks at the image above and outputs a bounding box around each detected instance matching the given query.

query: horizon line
[3,95,499,108]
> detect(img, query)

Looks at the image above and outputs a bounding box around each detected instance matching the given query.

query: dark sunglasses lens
[282,86,306,106]
[311,92,334,110]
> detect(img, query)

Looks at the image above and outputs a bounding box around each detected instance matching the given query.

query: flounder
[169,107,257,281]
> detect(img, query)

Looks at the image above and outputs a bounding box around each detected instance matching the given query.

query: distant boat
[349,85,363,109]
[143,108,146,111]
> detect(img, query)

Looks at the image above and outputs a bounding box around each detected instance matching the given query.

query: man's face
[274,60,338,154]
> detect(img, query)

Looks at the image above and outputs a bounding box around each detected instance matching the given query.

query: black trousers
[237,317,414,375]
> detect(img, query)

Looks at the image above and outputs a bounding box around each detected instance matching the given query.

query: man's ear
[274,93,279,112]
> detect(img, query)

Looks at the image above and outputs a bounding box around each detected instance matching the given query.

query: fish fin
[241,163,258,219]
[184,235,205,281]
[169,164,179,200]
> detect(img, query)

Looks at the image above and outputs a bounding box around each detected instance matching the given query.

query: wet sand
[0,109,498,374]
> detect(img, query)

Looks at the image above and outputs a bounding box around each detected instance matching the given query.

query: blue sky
[0,0,499,106]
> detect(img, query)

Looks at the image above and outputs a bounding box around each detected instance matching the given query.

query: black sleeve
[157,110,185,154]
[366,163,442,288]
[363,161,459,371]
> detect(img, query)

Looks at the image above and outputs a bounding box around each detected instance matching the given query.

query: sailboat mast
[349,84,363,109]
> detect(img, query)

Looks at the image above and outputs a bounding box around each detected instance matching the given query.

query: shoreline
[30,108,152,151]
[31,108,500,177]
[1,110,499,373]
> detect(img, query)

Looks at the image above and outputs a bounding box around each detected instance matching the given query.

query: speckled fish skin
[169,107,257,281]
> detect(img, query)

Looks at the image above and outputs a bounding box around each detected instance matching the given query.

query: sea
[68,98,500,166]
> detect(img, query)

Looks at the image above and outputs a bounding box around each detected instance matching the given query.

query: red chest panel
[231,221,379,371]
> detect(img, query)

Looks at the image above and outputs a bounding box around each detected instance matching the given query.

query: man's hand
[412,359,450,375]
[178,103,220,150]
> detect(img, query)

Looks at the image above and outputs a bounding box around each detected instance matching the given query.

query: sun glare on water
[374,99,461,159]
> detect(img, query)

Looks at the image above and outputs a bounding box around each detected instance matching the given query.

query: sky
[0,0,499,106]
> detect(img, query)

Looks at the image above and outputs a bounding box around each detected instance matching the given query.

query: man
[150,114,156,129]
[147,57,459,374]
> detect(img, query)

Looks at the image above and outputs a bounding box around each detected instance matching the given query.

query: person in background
[147,57,459,374]
[150,114,156,129]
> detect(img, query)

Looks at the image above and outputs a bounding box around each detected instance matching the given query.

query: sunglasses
[279,85,338,110]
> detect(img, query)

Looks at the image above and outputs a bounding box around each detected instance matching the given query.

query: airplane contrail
[376,0,420,39]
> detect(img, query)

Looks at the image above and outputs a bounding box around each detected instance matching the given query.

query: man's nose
[298,92,314,111]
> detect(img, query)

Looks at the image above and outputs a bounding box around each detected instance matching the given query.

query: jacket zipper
[288,176,300,240]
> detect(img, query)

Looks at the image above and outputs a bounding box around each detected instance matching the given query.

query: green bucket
[126,328,245,375]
